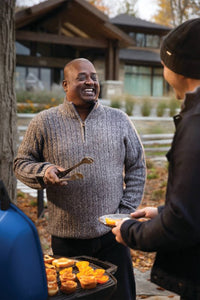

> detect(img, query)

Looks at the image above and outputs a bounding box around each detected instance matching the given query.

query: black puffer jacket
[121,87,200,298]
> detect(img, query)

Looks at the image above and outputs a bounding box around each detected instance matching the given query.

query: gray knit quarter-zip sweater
[14,99,146,239]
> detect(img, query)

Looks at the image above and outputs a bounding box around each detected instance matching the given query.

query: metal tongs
[59,173,84,182]
[57,157,94,180]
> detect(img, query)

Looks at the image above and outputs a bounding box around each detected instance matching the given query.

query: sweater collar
[61,97,100,119]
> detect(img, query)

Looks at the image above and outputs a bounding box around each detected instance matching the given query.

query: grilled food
[44,255,110,296]
[52,257,75,268]
[60,272,76,282]
[60,280,77,294]
[79,275,97,289]
[44,254,54,264]
[105,217,121,226]
[47,283,59,296]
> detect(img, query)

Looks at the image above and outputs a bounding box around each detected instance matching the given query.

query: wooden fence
[140,133,173,153]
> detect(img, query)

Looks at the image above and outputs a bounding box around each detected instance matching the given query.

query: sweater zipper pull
[81,122,85,142]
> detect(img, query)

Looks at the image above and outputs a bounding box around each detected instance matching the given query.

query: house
[110,14,171,97]
[15,0,171,98]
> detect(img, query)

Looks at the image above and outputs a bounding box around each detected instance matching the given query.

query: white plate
[99,213,131,227]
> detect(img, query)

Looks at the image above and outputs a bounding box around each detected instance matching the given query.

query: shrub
[141,99,152,116]
[169,98,180,117]
[16,89,65,113]
[146,159,155,169]
[17,98,58,113]
[110,96,121,109]
[156,101,167,117]
[16,89,64,105]
[17,103,40,113]
[124,95,135,116]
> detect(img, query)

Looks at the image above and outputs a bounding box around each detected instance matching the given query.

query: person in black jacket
[112,18,200,300]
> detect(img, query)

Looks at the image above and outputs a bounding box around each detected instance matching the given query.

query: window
[60,69,64,84]
[136,33,145,47]
[15,66,26,90]
[15,66,51,91]
[124,66,151,96]
[128,32,161,48]
[124,65,165,97]
[146,34,160,48]
[16,42,30,55]
[41,68,51,90]
[27,67,39,78]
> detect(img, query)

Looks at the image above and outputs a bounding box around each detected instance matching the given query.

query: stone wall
[101,80,123,99]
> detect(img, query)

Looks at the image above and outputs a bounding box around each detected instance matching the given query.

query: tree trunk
[0,0,17,202]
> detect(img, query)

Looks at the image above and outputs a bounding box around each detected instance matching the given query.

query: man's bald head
[64,58,95,81]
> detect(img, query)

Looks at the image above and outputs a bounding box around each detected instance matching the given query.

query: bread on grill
[60,280,77,294]
[47,283,59,296]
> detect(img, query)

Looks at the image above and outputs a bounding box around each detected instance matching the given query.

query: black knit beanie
[160,18,200,79]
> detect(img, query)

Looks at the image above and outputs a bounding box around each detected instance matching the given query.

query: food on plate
[78,275,97,289]
[45,263,56,270]
[76,260,90,271]
[46,268,57,276]
[59,267,73,275]
[44,254,54,264]
[76,266,94,279]
[96,275,109,284]
[44,255,110,296]
[93,269,109,284]
[60,280,77,294]
[52,257,75,268]
[76,261,109,286]
[99,214,131,227]
[46,274,57,284]
[59,264,77,282]
[105,217,121,226]
[60,272,76,282]
[93,268,105,278]
[47,283,59,296]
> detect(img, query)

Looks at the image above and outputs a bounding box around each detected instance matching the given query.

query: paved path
[135,269,179,299]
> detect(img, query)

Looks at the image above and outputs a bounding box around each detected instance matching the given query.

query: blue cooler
[0,180,48,300]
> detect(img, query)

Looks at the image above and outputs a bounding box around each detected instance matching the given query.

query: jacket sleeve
[14,115,53,189]
[120,115,200,251]
[119,116,146,213]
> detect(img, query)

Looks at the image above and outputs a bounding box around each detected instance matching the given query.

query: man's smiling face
[63,59,100,107]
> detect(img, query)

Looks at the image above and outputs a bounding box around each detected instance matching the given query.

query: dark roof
[119,48,161,65]
[110,14,171,34]
[15,0,134,48]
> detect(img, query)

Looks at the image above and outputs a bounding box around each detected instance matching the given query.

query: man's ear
[62,80,68,92]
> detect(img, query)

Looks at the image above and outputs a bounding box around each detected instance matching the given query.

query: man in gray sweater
[14,58,146,300]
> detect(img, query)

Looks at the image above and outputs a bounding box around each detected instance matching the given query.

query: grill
[49,256,117,300]
[0,181,117,300]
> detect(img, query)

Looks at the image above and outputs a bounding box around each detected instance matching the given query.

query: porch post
[105,40,114,80]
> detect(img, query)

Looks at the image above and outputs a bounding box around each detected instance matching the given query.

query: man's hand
[43,165,68,186]
[131,207,158,220]
[112,220,127,246]
[112,207,158,246]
